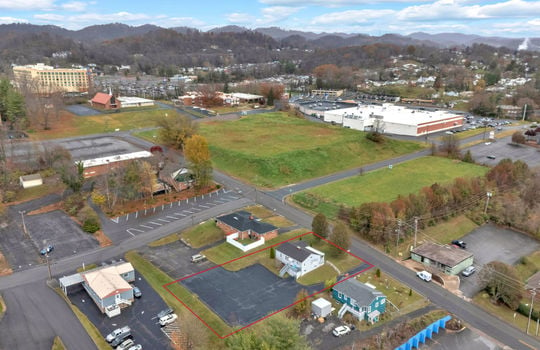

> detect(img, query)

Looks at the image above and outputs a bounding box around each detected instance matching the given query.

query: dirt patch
[27,201,64,215]
[0,250,13,276]
[93,230,112,247]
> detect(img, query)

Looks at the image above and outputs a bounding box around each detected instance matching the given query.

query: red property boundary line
[163,231,373,339]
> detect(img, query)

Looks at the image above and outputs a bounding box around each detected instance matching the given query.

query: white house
[276,241,324,279]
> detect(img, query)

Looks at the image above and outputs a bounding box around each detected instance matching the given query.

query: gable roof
[82,262,133,300]
[333,278,385,307]
[91,92,112,105]
[217,211,277,235]
[411,242,473,267]
[277,240,324,263]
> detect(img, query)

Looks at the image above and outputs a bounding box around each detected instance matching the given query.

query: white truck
[417,270,432,282]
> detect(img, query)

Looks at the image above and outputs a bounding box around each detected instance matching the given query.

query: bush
[517,303,539,321]
[366,131,385,143]
[63,194,85,216]
[77,205,101,234]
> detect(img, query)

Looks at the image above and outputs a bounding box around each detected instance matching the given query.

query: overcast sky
[0,0,538,37]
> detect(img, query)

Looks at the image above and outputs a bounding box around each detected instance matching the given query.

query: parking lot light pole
[45,253,52,280]
[484,192,493,215]
[19,210,29,238]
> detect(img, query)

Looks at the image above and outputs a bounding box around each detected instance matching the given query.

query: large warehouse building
[323,103,464,137]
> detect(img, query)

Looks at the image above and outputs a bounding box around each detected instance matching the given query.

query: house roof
[91,92,112,105]
[333,278,384,307]
[411,242,473,267]
[276,241,324,263]
[82,262,133,300]
[20,173,42,182]
[217,211,277,235]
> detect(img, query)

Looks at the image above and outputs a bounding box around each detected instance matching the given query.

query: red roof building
[91,92,120,109]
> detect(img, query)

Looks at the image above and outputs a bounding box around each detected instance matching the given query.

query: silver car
[462,266,476,277]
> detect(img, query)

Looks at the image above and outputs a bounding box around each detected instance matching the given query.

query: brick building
[216,211,278,240]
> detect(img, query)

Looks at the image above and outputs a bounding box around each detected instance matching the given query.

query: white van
[417,270,432,282]
[191,254,206,263]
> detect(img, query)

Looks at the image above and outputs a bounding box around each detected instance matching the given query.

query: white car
[417,270,432,282]
[462,266,476,277]
[105,326,130,342]
[128,345,143,350]
[332,325,351,337]
[159,313,178,327]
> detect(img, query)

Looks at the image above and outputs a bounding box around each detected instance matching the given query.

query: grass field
[199,112,424,188]
[31,108,174,140]
[292,156,488,219]
[125,251,232,336]
[181,220,224,248]
[133,129,159,143]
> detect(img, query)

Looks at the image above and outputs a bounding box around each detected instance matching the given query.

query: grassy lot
[262,215,294,228]
[244,205,275,218]
[202,229,308,271]
[12,182,65,203]
[51,336,66,350]
[473,292,534,335]
[357,269,430,321]
[133,129,159,143]
[292,156,488,219]
[297,264,337,286]
[32,108,175,140]
[516,251,540,281]
[199,112,424,188]
[76,264,98,273]
[148,233,180,247]
[125,251,232,336]
[181,220,224,248]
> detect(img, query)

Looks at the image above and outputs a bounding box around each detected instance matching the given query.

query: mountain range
[0,23,538,51]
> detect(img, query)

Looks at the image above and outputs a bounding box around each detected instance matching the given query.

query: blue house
[332,278,386,323]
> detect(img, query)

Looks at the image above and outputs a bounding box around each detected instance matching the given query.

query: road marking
[140,224,153,229]
[135,212,138,219]
[205,202,217,206]
[190,207,202,211]
[166,216,177,220]
[126,228,144,236]
[519,340,536,350]
[148,221,162,226]
[111,217,119,223]
[213,199,227,204]
[126,213,129,221]
[175,213,186,216]
[199,204,209,208]
[157,218,170,223]
[183,210,194,214]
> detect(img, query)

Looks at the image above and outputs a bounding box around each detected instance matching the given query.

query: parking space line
[199,204,209,208]
[126,228,144,236]
[140,224,153,229]
[166,216,177,220]
[157,218,170,223]
[148,221,162,226]
[191,207,202,211]
[183,210,194,214]
[175,213,186,216]
[111,217,119,223]
[205,202,217,206]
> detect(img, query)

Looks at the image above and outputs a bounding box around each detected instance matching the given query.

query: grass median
[125,251,232,337]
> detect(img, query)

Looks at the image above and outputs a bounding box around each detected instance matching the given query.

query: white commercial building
[116,96,155,108]
[323,103,464,137]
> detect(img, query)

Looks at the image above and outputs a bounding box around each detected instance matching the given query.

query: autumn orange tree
[184,135,212,190]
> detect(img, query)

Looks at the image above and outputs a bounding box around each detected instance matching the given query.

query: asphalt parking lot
[70,268,172,349]
[468,136,540,167]
[459,223,540,297]
[420,327,503,350]
[139,240,213,280]
[55,135,146,161]
[181,264,324,326]
[26,210,99,262]
[64,104,104,116]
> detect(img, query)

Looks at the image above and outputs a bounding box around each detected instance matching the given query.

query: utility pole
[414,217,419,248]
[19,210,29,239]
[484,192,493,215]
[395,220,401,256]
[46,253,52,280]
[527,288,536,335]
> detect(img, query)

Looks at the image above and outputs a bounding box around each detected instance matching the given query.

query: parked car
[332,325,351,337]
[110,332,132,348]
[133,286,142,298]
[487,155,496,160]
[106,326,131,342]
[116,338,135,350]
[40,244,54,255]
[451,240,467,249]
[127,345,142,350]
[417,270,432,282]
[462,266,477,277]
[191,254,206,263]
[157,308,173,319]
[159,313,178,327]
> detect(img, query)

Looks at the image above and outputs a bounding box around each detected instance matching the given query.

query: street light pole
[45,253,52,280]
[484,192,492,215]
[19,210,29,238]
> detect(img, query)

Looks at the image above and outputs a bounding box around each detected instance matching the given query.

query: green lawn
[181,220,224,248]
[515,251,540,282]
[147,233,180,247]
[292,156,488,219]
[199,112,424,188]
[34,108,175,140]
[125,251,232,336]
[297,264,337,286]
[133,129,159,143]
[202,229,308,271]
[51,336,66,350]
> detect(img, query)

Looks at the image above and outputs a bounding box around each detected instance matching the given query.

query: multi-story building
[13,63,90,93]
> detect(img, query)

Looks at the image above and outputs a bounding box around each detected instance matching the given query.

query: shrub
[366,131,385,143]
[82,217,100,233]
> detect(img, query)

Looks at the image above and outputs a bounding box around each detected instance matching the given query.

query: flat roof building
[13,63,90,93]
[411,242,473,275]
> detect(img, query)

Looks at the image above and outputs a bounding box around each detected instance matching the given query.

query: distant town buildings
[12,63,90,93]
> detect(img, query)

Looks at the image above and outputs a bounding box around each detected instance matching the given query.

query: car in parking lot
[157,308,173,319]
[106,326,131,342]
[487,155,496,160]
[462,266,477,277]
[40,244,54,255]
[116,338,135,350]
[111,332,132,348]
[127,345,142,350]
[332,325,351,337]
[191,254,206,263]
[159,313,178,327]
[133,286,142,298]
[451,240,467,249]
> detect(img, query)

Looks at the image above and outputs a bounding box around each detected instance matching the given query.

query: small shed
[312,297,332,318]
[19,173,43,189]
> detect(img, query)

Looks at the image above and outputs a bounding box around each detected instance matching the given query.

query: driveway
[421,327,504,350]
[70,269,171,349]
[459,223,540,297]
[180,264,324,327]
[64,105,103,116]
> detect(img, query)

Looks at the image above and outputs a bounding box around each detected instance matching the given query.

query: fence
[226,232,265,252]
[395,315,452,350]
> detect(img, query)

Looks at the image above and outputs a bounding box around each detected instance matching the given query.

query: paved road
[0,280,95,350]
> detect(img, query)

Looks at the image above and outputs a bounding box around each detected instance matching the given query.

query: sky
[0,0,539,38]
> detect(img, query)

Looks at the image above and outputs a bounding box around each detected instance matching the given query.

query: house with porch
[333,278,386,323]
[216,211,278,240]
[275,240,325,279]
[81,262,135,314]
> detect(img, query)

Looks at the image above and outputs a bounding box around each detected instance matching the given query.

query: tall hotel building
[13,63,90,93]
